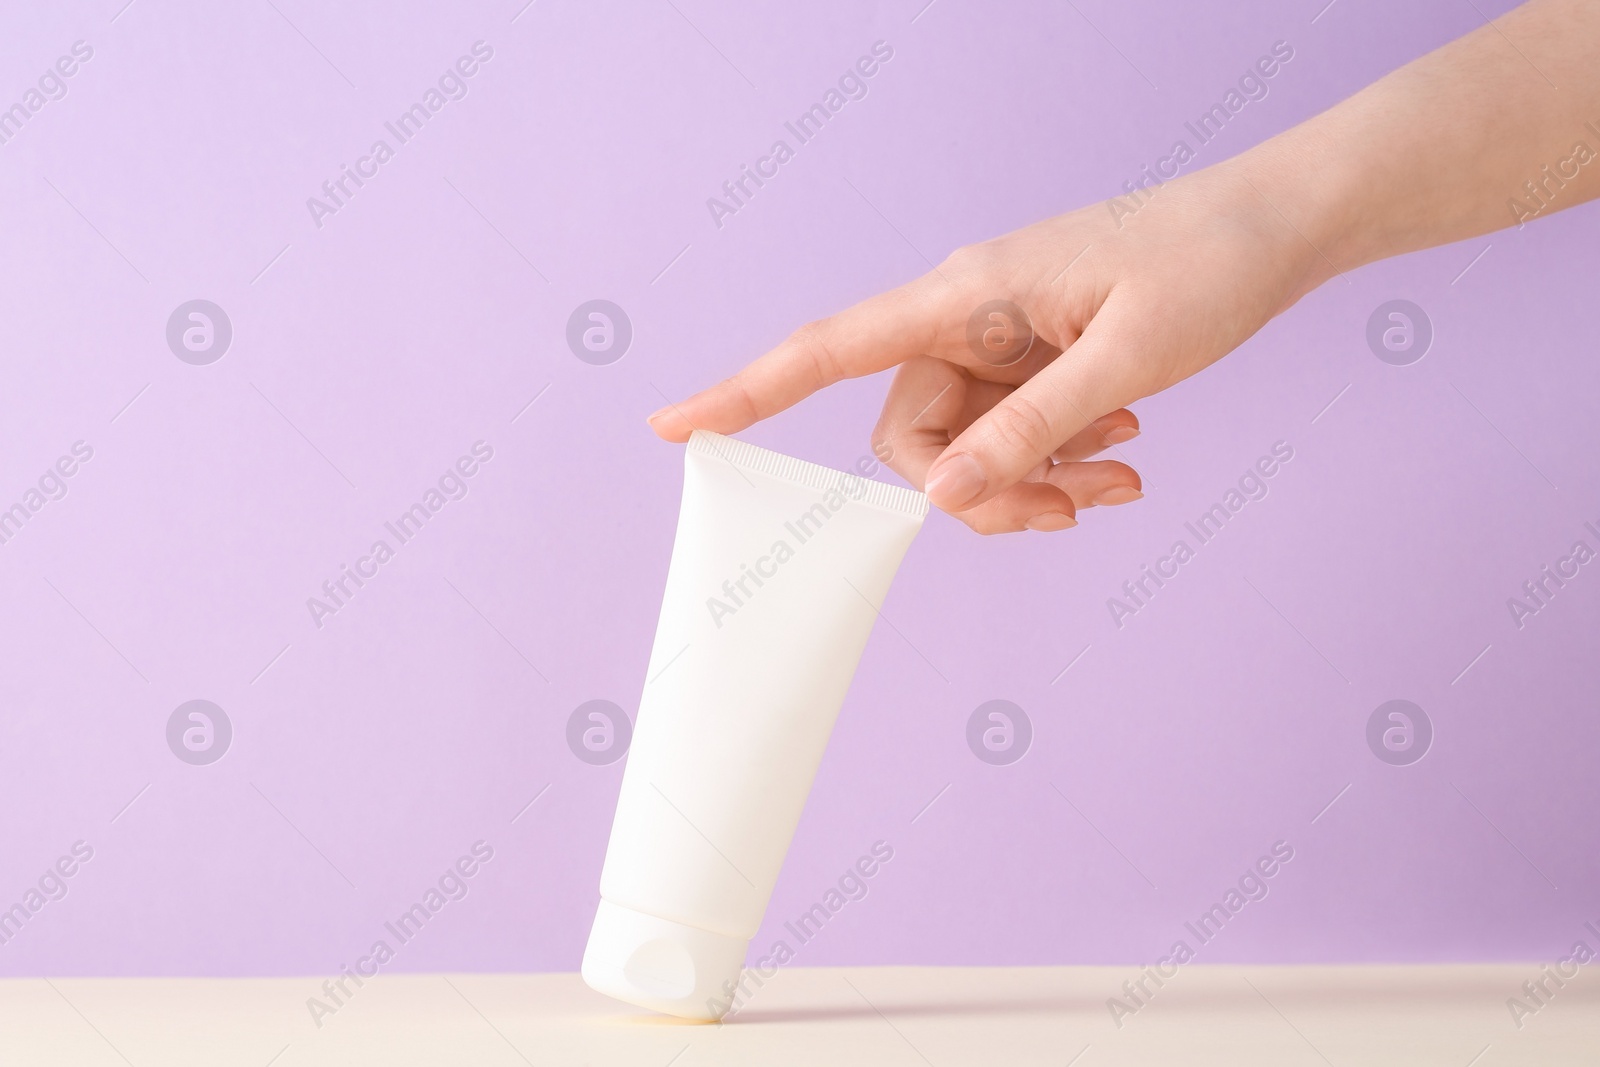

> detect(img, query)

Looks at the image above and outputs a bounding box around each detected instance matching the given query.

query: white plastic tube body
[582,431,926,1019]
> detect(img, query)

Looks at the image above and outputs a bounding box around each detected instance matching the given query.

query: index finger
[646,277,944,442]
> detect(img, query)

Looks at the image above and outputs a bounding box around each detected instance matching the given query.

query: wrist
[1234,112,1399,291]
[1197,139,1348,309]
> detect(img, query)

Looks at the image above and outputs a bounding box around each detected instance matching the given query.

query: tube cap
[581,900,748,1021]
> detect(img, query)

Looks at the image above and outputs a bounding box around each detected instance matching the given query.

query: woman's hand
[648,0,1600,533]
[648,160,1326,533]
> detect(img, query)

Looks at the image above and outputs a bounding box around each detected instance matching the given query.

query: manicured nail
[1102,425,1140,445]
[925,453,987,510]
[1093,485,1144,506]
[646,407,670,424]
[1026,513,1077,532]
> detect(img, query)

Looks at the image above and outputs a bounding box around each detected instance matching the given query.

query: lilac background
[2,0,1597,983]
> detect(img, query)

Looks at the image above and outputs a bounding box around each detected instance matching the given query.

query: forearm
[661,2,1600,533]
[1240,0,1600,292]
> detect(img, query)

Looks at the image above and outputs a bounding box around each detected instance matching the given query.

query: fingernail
[1093,485,1144,506]
[1026,513,1077,532]
[646,407,670,424]
[1102,425,1140,445]
[925,453,987,510]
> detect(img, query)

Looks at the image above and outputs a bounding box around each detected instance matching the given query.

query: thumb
[924,296,1139,512]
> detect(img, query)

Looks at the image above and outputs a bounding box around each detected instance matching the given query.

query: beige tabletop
[2,964,1595,1065]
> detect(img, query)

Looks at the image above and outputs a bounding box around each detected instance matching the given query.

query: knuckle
[787,320,843,387]
[719,372,762,425]
[939,242,995,281]
[987,394,1057,459]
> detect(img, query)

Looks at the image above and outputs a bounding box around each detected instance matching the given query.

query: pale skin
[649,0,1600,534]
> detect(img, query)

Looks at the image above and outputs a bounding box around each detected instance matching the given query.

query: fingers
[873,359,1141,534]
[869,357,969,479]
[1043,459,1143,508]
[923,291,1141,513]
[872,362,1075,533]
[1052,409,1139,462]
[953,481,1078,535]
[944,457,1142,534]
[647,279,944,442]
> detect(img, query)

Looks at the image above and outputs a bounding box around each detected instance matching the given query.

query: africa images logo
[305,41,495,230]
[704,41,894,229]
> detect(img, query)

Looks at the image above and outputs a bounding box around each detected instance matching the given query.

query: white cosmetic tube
[582,430,927,1020]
